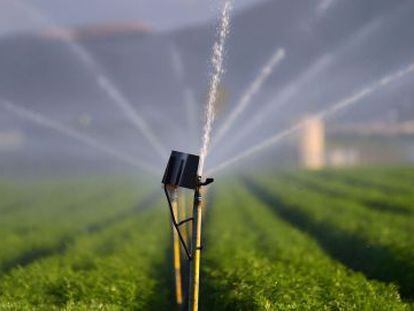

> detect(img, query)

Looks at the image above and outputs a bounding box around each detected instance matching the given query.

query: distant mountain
[1,0,414,175]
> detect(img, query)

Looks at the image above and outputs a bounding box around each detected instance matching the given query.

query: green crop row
[0,176,137,218]
[0,181,41,212]
[250,173,414,300]
[0,178,155,275]
[200,182,407,310]
[316,167,414,195]
[1,169,412,309]
[0,198,172,310]
[281,171,414,214]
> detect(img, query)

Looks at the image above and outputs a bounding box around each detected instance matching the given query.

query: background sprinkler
[162,150,214,311]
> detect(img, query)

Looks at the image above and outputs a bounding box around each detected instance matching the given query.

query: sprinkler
[162,150,214,311]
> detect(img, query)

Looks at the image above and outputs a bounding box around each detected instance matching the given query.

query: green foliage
[201,182,408,310]
[251,169,414,299]
[0,169,413,309]
[0,177,151,273]
[281,170,414,214]
[0,177,172,310]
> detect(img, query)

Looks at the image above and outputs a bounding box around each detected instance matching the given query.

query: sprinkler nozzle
[200,178,214,186]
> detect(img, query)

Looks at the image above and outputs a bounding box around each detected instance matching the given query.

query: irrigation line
[207,61,414,175]
[0,99,158,175]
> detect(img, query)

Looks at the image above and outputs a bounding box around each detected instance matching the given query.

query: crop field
[0,168,413,310]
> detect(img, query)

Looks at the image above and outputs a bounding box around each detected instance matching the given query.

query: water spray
[162,151,214,311]
[211,48,286,149]
[0,99,157,174]
[208,61,414,174]
[213,7,402,161]
[97,76,167,157]
[216,53,334,160]
[9,0,167,159]
[199,0,232,175]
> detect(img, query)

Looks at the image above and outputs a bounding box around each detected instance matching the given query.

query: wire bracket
[178,217,194,227]
[164,185,193,260]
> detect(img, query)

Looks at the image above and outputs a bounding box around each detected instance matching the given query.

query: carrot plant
[201,181,408,310]
[251,173,414,300]
[0,195,172,310]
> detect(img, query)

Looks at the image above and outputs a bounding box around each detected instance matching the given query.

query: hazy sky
[0,0,266,34]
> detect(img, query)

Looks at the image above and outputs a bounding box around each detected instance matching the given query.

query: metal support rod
[179,190,189,310]
[171,189,184,307]
[178,190,189,249]
[188,182,203,311]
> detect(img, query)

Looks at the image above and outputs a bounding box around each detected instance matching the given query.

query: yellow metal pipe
[171,190,183,307]
[188,186,203,311]
[179,190,188,245]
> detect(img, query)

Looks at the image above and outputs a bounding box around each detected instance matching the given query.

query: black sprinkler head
[162,150,200,190]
